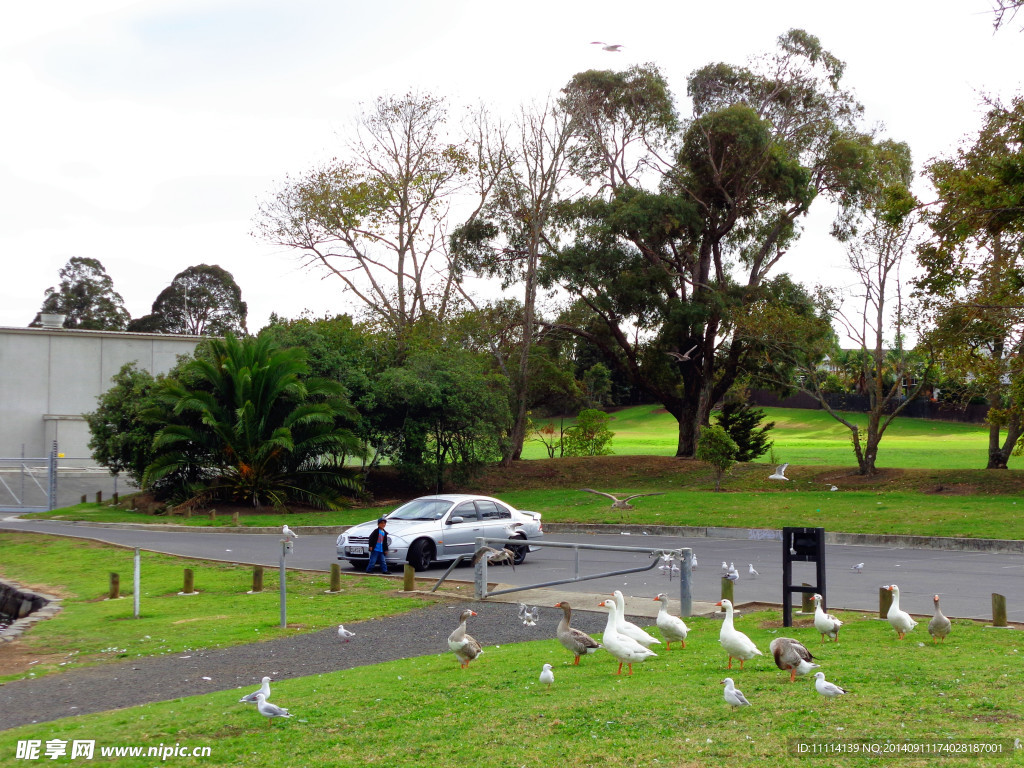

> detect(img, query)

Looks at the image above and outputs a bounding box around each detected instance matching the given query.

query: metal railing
[468,536,695,617]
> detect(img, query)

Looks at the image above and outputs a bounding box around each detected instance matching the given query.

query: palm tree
[144,334,363,508]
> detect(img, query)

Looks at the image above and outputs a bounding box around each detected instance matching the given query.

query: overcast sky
[1,0,1019,332]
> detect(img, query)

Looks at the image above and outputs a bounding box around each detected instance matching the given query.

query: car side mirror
[447,516,464,525]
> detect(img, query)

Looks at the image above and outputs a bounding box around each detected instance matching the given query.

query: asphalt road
[1,517,1021,622]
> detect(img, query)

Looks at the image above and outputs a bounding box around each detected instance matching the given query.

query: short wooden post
[992,593,1008,628]
[209,508,216,520]
[329,563,341,592]
[232,511,239,525]
[113,492,119,505]
[720,577,734,604]
[251,565,263,593]
[108,572,120,600]
[800,582,814,613]
[183,568,195,594]
[403,564,415,592]
[183,507,191,518]
[80,494,87,505]
[96,491,102,504]
[879,587,893,619]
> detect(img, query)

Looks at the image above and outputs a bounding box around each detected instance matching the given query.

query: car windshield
[387,498,453,521]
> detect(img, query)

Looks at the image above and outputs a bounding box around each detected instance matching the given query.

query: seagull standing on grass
[282,525,298,540]
[721,677,751,708]
[539,663,554,689]
[255,693,292,724]
[768,464,790,481]
[238,676,271,703]
[813,671,848,700]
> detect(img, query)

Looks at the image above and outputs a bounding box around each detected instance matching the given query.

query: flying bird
[471,545,516,569]
[768,463,790,481]
[721,677,751,708]
[255,693,292,724]
[238,676,271,704]
[282,525,298,540]
[666,345,700,362]
[579,489,665,509]
[518,603,540,626]
[337,625,355,642]
[590,41,623,51]
[813,671,848,700]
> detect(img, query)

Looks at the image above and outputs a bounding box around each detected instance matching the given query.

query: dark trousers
[366,549,389,573]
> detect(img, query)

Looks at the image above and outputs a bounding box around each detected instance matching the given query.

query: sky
[1,0,1020,333]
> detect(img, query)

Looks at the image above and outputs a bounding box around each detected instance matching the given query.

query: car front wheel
[408,539,435,572]
[510,535,528,566]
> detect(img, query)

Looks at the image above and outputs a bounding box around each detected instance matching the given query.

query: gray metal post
[279,540,288,628]
[679,547,693,617]
[574,547,580,580]
[473,537,487,599]
[133,548,141,619]
[48,441,58,511]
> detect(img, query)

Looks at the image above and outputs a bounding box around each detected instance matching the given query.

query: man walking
[366,517,390,574]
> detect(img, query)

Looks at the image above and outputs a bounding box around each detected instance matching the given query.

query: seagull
[690,553,699,571]
[721,561,729,574]
[539,663,554,689]
[813,671,848,700]
[238,676,271,704]
[850,563,864,574]
[721,677,751,708]
[337,625,355,642]
[748,564,759,578]
[471,545,516,569]
[255,693,292,724]
[768,463,790,481]
[725,569,739,582]
[282,525,298,540]
[590,41,623,52]
[666,344,700,362]
[579,489,665,509]
[829,485,839,491]
[518,603,540,626]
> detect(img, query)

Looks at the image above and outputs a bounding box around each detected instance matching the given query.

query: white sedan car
[336,494,543,572]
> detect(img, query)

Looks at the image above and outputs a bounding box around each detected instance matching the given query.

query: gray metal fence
[0,443,133,514]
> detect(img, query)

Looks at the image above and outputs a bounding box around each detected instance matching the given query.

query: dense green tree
[714,401,774,462]
[545,31,883,458]
[128,264,247,336]
[916,96,1024,469]
[145,334,363,508]
[32,257,130,330]
[562,409,614,456]
[85,363,159,486]
[695,425,738,491]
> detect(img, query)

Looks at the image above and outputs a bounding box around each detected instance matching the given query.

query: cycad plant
[144,334,363,508]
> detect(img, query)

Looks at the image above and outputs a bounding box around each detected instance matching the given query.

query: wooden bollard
[183,507,191,518]
[801,583,814,613]
[329,563,341,593]
[183,568,195,594]
[112,492,119,505]
[109,572,120,600]
[403,564,415,592]
[721,577,734,604]
[80,494,87,505]
[209,508,217,520]
[992,593,1008,627]
[232,511,239,525]
[96,490,102,504]
[251,565,264,593]
[879,586,893,618]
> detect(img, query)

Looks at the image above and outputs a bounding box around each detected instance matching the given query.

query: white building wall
[0,327,203,459]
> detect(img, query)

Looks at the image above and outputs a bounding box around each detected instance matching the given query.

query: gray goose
[928,594,952,644]
[769,636,820,682]
[555,601,602,665]
[448,609,483,668]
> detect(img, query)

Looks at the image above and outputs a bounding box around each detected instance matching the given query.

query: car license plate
[347,546,365,555]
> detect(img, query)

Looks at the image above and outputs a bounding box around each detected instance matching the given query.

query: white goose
[612,590,661,648]
[811,594,842,643]
[885,584,917,640]
[653,593,689,649]
[598,598,657,675]
[716,599,762,670]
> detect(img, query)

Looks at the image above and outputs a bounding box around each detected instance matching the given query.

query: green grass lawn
[0,533,431,683]
[524,405,1004,470]
[1,608,1019,767]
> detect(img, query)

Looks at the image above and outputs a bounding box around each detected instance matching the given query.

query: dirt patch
[0,645,70,677]
[923,484,978,495]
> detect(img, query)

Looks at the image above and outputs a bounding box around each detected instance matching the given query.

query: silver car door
[478,499,514,543]
[440,501,481,557]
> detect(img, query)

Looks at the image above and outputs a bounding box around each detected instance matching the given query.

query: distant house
[0,316,204,459]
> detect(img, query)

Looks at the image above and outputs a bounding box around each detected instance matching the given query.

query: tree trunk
[987,418,1023,469]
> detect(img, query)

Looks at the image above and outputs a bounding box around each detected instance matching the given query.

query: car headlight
[336,534,347,546]
[388,535,408,548]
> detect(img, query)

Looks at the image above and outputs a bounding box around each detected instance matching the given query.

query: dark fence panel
[749,389,990,424]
